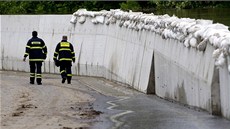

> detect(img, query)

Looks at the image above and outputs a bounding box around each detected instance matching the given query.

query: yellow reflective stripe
[25,53,29,55]
[36,74,42,78]
[29,59,44,61]
[53,57,57,59]
[42,45,46,48]
[26,46,30,48]
[59,48,71,51]
[61,70,66,73]
[54,52,58,54]
[32,42,41,44]
[71,52,75,54]
[60,42,70,47]
[67,74,72,76]
[30,47,42,49]
[30,73,35,77]
[60,58,72,61]
[72,57,75,58]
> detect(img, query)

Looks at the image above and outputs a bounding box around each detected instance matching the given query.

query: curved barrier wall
[0,15,229,119]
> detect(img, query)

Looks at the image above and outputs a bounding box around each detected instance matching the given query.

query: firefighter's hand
[43,54,47,60]
[23,57,26,62]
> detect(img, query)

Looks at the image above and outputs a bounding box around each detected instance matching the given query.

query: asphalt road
[1,71,230,129]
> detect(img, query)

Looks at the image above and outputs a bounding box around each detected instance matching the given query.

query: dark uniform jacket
[24,37,47,61]
[53,40,75,62]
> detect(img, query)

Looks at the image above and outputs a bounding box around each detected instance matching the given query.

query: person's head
[32,31,38,37]
[62,35,68,41]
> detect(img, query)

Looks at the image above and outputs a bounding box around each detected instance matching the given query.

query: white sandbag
[78,16,86,24]
[96,15,105,24]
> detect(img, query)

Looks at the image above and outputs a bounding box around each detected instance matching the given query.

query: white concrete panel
[103,34,118,80]
[138,47,154,92]
[219,56,230,120]
[93,35,107,66]
[132,44,143,89]
[123,42,135,85]
[104,36,117,70]
[79,36,96,64]
[154,42,215,112]
[71,33,85,65]
[114,39,126,83]
[136,30,154,92]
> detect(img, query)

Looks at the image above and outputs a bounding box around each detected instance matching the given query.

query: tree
[120,1,141,12]
[0,1,230,14]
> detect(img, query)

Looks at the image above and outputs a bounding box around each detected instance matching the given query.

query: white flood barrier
[0,9,230,119]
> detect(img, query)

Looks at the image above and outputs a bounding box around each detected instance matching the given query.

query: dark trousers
[60,61,72,83]
[29,61,42,84]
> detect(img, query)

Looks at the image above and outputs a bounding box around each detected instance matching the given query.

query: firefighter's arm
[42,40,47,59]
[70,44,75,63]
[23,57,26,62]
[53,44,59,61]
[23,41,30,61]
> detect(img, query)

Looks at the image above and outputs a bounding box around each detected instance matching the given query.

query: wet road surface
[1,71,230,129]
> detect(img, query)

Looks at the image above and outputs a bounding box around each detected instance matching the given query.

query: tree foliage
[0,1,230,14]
[120,1,141,12]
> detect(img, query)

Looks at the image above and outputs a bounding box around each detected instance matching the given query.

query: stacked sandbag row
[70,9,230,72]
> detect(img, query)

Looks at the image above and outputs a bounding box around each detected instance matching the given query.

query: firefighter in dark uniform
[23,31,47,85]
[53,36,75,84]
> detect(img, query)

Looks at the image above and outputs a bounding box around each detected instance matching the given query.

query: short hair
[62,36,68,40]
[32,31,38,37]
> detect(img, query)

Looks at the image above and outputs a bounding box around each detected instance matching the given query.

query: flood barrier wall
[0,15,229,119]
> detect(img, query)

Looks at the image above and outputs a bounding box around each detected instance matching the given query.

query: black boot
[67,76,71,84]
[37,78,42,85]
[62,78,66,84]
[30,77,35,84]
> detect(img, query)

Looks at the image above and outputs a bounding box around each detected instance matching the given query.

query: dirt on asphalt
[0,71,104,129]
